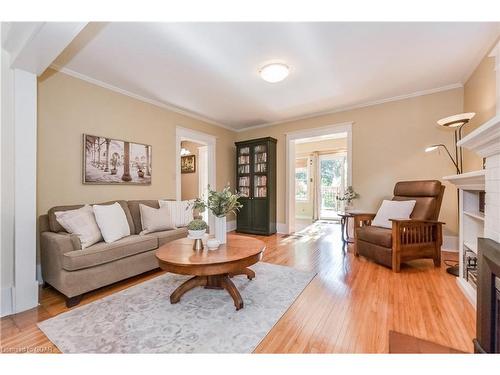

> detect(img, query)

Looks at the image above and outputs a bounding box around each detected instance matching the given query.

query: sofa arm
[40,232,81,266]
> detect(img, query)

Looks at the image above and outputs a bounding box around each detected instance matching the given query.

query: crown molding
[234,83,463,132]
[49,64,463,134]
[49,64,236,133]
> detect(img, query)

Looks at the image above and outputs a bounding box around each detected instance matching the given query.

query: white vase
[214,216,227,244]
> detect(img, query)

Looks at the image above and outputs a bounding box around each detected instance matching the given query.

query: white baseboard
[277,222,288,234]
[226,219,237,232]
[442,235,459,252]
[1,286,13,317]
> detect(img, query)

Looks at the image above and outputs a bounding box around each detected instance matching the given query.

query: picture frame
[83,134,152,185]
[181,155,196,174]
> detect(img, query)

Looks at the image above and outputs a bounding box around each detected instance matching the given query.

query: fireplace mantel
[458,114,500,158]
[443,170,486,191]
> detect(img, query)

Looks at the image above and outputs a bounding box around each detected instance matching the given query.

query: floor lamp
[425,112,475,276]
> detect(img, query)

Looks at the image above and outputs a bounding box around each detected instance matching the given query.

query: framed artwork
[181,155,196,174]
[83,134,152,185]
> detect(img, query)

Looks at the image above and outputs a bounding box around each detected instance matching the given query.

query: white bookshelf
[443,170,485,306]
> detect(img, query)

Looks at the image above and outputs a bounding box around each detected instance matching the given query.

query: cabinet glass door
[237,146,250,197]
[253,144,267,198]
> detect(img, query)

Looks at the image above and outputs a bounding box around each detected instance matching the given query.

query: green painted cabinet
[235,137,277,235]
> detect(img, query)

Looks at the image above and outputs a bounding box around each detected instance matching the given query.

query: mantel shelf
[442,170,485,190]
[457,114,500,158]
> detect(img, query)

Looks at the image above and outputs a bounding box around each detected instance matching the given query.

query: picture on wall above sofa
[83,134,152,185]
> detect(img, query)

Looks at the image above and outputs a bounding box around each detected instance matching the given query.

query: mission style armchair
[352,180,445,272]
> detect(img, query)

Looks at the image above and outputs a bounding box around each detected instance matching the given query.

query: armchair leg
[392,250,401,273]
[433,247,441,267]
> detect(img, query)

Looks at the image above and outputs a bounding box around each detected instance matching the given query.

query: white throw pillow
[139,204,176,234]
[371,200,417,229]
[55,205,103,249]
[92,202,131,243]
[158,200,193,227]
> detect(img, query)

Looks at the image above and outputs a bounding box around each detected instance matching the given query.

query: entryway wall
[180,140,204,200]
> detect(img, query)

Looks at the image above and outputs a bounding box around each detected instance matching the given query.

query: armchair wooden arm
[389,218,444,272]
[351,213,376,256]
[351,212,376,228]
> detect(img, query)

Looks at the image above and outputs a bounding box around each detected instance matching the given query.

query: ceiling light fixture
[259,63,290,83]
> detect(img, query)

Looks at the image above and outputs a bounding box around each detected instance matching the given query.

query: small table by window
[338,212,355,251]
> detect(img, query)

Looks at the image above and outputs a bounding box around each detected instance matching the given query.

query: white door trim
[285,122,353,234]
[175,126,216,232]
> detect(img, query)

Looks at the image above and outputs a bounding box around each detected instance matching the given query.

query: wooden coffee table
[156,234,265,310]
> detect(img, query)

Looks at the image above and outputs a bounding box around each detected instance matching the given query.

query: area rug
[38,262,315,353]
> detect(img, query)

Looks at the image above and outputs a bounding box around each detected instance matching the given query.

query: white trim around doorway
[175,126,217,233]
[285,122,353,234]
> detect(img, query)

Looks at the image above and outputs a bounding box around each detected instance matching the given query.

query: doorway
[286,122,352,234]
[319,153,347,220]
[175,126,216,231]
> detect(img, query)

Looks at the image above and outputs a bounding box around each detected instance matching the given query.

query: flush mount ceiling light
[437,112,475,128]
[180,148,191,156]
[259,63,290,83]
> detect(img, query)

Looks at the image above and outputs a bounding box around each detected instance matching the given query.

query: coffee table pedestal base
[169,269,255,310]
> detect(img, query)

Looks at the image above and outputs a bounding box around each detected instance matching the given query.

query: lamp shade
[437,112,475,128]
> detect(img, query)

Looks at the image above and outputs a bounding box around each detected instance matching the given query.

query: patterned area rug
[38,262,315,353]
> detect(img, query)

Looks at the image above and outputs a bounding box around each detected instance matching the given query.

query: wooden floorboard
[0,224,475,353]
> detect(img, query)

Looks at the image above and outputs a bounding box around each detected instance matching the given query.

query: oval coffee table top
[156,234,265,267]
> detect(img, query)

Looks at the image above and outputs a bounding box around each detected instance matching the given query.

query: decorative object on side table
[187,219,208,250]
[206,238,220,250]
[336,186,359,210]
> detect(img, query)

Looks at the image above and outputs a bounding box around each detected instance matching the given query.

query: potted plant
[190,185,243,244]
[336,186,359,210]
[187,219,208,239]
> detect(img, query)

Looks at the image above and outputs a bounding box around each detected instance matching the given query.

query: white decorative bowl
[206,238,220,250]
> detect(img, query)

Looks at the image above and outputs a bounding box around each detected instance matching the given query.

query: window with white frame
[295,157,309,201]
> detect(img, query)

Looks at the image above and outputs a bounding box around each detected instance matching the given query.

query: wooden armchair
[352,180,445,272]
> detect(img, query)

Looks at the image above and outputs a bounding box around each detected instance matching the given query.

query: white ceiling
[53,22,500,131]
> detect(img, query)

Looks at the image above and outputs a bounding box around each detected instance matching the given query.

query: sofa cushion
[149,228,188,246]
[62,235,158,271]
[48,200,135,234]
[54,205,103,249]
[127,200,160,234]
[356,226,392,248]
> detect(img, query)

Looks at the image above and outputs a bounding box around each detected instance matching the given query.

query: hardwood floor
[0,223,475,353]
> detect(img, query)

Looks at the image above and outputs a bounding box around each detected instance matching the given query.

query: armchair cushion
[356,226,392,248]
[372,199,416,229]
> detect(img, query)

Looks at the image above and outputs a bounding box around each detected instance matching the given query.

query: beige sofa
[39,199,192,307]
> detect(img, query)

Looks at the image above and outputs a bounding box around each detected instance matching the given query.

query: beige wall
[37,69,236,216]
[238,88,464,234]
[295,138,347,219]
[180,140,203,200]
[463,39,498,172]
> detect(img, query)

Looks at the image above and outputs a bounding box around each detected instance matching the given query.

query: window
[295,158,309,201]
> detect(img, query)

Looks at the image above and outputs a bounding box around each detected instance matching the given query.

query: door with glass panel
[319,153,347,219]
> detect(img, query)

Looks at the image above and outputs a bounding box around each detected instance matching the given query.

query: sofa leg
[41,282,51,289]
[65,294,83,308]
